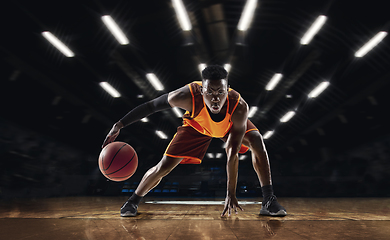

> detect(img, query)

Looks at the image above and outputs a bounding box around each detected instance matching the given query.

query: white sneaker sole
[120,211,137,217]
[260,209,287,216]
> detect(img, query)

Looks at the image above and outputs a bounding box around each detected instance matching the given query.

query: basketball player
[102,65,287,217]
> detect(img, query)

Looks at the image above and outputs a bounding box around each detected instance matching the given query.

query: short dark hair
[201,65,228,80]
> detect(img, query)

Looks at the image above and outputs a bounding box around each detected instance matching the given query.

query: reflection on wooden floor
[1,197,390,239]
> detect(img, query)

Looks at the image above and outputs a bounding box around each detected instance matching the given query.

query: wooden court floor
[1,197,389,239]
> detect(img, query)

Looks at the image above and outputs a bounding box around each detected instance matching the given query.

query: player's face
[201,79,228,114]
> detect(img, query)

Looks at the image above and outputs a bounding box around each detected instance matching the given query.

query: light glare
[263,131,274,139]
[308,81,329,98]
[280,111,296,123]
[198,63,207,73]
[172,107,183,118]
[41,31,75,57]
[141,117,149,122]
[300,15,327,45]
[248,106,258,118]
[265,73,283,91]
[237,0,258,31]
[99,82,121,98]
[156,130,168,139]
[224,64,231,72]
[101,15,129,45]
[146,73,164,91]
[355,31,388,57]
[172,0,192,31]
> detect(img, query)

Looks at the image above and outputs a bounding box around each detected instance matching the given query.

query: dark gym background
[1,0,389,200]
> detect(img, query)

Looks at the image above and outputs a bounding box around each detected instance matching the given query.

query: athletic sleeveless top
[182,81,240,138]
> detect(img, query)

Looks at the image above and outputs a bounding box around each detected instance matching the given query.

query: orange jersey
[182,81,240,138]
[164,81,258,164]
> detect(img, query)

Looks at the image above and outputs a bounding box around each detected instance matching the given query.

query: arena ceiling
[2,0,390,164]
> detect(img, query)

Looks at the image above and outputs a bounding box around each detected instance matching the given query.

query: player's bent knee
[245,131,264,148]
[155,156,182,177]
[154,165,171,177]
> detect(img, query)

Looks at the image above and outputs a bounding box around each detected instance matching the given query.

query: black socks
[128,193,142,206]
[261,185,274,202]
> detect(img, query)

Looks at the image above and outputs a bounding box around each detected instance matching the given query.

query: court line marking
[145,200,262,205]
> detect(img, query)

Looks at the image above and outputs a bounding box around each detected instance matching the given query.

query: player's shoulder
[235,97,248,114]
[188,81,203,95]
[228,87,247,115]
[191,81,203,86]
[169,84,191,99]
[168,82,194,110]
[231,97,248,124]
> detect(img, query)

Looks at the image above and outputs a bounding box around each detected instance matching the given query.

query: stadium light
[248,106,258,118]
[198,63,207,73]
[300,15,327,45]
[308,81,329,98]
[172,0,192,31]
[99,82,121,98]
[263,131,274,139]
[280,111,296,123]
[156,130,168,139]
[224,64,231,73]
[237,0,258,31]
[355,31,388,57]
[172,107,183,118]
[146,73,164,91]
[41,31,75,57]
[101,15,129,45]
[265,73,283,91]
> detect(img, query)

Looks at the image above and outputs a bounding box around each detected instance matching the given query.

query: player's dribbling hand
[221,194,243,217]
[102,122,123,148]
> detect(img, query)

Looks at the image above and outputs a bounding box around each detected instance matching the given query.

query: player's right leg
[243,130,287,217]
[121,155,183,217]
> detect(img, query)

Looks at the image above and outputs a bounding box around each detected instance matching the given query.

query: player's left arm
[102,85,192,148]
[221,98,248,217]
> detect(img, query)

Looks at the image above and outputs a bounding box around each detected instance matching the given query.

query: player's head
[201,65,229,114]
[201,65,228,81]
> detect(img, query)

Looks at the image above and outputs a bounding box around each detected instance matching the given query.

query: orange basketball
[98,141,138,182]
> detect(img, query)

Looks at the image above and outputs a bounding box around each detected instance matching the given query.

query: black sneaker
[120,200,138,217]
[260,195,287,216]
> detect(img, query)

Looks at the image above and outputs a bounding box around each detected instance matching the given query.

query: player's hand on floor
[102,123,122,148]
[221,195,243,217]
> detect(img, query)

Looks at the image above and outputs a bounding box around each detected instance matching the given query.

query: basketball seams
[105,143,127,170]
[109,170,135,181]
[106,152,136,175]
[98,141,138,182]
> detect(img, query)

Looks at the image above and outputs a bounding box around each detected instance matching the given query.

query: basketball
[98,141,138,182]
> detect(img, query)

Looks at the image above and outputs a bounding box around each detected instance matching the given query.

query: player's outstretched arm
[102,93,171,148]
[102,85,192,148]
[221,98,248,217]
